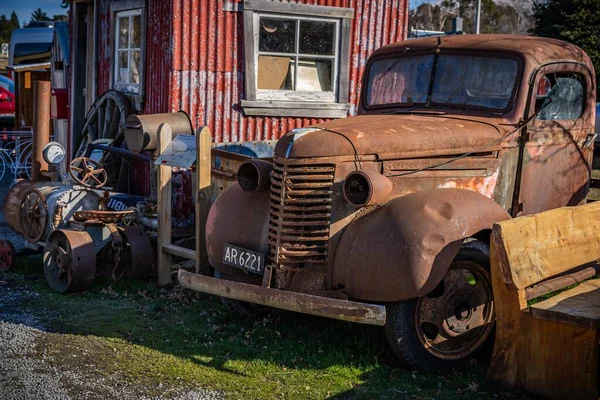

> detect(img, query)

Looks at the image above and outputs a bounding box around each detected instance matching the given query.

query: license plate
[222,243,265,275]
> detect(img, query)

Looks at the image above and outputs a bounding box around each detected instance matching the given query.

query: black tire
[385,243,494,370]
[213,270,267,316]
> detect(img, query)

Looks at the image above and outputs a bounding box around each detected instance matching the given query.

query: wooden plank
[493,201,600,289]
[195,126,212,274]
[157,123,173,286]
[244,0,354,18]
[487,239,528,386]
[162,244,196,260]
[517,314,599,400]
[529,279,600,329]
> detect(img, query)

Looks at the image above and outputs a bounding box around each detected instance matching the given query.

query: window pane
[297,58,332,92]
[130,50,140,84]
[131,15,141,48]
[299,21,335,56]
[118,17,129,49]
[259,18,296,54]
[431,55,518,109]
[367,55,434,105]
[537,75,584,120]
[118,50,128,82]
[257,55,294,90]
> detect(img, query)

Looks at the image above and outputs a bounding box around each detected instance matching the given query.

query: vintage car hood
[274,114,503,159]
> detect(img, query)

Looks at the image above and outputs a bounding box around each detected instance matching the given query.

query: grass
[8,254,530,400]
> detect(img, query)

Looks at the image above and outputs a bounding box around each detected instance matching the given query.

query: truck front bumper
[178,269,386,326]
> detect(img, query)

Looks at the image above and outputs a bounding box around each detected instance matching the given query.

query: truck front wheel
[385,246,494,370]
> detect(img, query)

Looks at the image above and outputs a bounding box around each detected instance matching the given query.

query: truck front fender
[332,189,510,302]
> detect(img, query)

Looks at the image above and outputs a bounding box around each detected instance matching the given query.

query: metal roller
[3,179,35,235]
[43,229,97,293]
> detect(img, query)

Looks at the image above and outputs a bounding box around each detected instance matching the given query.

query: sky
[0,0,66,25]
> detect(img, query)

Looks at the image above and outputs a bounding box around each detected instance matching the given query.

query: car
[0,75,15,123]
[181,34,596,371]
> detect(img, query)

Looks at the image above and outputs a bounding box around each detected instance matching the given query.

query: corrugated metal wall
[95,0,408,142]
[170,0,408,142]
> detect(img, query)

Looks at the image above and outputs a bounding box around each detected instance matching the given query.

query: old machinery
[0,240,15,271]
[42,141,66,165]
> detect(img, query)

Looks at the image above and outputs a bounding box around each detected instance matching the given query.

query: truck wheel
[213,270,266,316]
[385,245,494,370]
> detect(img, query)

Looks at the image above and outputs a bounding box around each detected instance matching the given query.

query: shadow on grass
[7,254,531,400]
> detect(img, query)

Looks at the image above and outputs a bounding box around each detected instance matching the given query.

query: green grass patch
[9,255,530,399]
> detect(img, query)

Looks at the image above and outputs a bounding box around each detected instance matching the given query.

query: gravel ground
[0,276,225,400]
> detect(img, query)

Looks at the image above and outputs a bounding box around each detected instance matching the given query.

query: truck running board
[177,270,387,326]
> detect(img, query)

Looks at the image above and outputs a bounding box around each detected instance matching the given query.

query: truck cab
[185,35,596,370]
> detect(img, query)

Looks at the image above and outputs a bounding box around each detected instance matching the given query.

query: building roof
[372,34,593,71]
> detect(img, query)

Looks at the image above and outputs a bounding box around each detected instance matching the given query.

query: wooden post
[157,123,173,286]
[195,126,212,274]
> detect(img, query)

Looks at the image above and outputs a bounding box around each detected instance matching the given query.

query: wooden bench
[488,201,600,400]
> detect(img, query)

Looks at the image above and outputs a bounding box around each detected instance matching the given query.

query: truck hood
[274,114,503,159]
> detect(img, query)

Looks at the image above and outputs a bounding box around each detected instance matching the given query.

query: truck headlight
[343,170,392,207]
[238,160,273,192]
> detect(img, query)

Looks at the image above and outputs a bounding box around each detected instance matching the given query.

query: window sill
[241,100,350,119]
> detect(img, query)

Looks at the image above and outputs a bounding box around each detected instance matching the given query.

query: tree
[31,8,50,22]
[61,0,70,9]
[532,0,600,90]
[9,11,19,30]
[0,15,10,44]
[53,14,68,22]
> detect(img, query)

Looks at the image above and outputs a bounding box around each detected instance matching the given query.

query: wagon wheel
[75,90,131,158]
[19,189,48,243]
[43,229,96,293]
[0,240,15,271]
[69,157,108,189]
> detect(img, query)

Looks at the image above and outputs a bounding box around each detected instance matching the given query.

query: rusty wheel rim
[0,240,15,271]
[415,261,494,360]
[43,230,96,293]
[70,157,108,189]
[19,189,48,243]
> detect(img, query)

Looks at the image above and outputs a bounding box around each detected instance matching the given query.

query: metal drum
[20,185,101,243]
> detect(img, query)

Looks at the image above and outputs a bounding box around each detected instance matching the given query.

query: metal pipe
[474,0,481,34]
[525,266,597,301]
[32,80,51,181]
[177,270,387,326]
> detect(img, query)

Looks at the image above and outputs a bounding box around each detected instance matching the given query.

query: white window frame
[242,0,354,119]
[254,13,340,103]
[113,8,142,94]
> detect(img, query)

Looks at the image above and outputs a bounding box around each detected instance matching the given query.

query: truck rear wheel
[385,245,494,370]
[213,270,266,316]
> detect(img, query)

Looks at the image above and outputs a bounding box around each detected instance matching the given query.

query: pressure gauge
[42,142,66,165]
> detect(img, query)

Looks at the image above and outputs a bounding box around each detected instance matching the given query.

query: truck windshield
[366,54,519,111]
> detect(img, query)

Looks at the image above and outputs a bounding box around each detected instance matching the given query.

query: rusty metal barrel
[124,111,193,153]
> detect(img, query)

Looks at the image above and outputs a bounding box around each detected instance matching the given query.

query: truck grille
[269,160,335,268]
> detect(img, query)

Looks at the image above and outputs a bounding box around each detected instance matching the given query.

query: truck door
[514,63,595,216]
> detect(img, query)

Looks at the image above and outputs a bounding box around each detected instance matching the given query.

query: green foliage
[31,8,51,22]
[0,11,20,45]
[532,0,600,90]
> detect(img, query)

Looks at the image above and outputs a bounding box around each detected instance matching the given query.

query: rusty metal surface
[73,210,134,223]
[177,269,387,326]
[3,180,35,235]
[119,226,153,280]
[20,188,52,243]
[332,189,510,302]
[0,240,15,271]
[32,81,51,182]
[43,229,96,293]
[124,111,193,153]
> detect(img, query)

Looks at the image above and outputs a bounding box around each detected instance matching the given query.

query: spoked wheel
[69,157,108,189]
[20,189,49,243]
[385,245,494,370]
[43,230,97,293]
[74,90,131,158]
[0,240,15,271]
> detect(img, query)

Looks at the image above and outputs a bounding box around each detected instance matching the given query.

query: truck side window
[536,73,584,120]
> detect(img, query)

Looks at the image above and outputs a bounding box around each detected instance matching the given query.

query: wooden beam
[493,201,600,289]
[157,123,172,286]
[162,244,196,261]
[195,126,212,274]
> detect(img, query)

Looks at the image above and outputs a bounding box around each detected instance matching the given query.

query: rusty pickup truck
[178,34,596,370]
